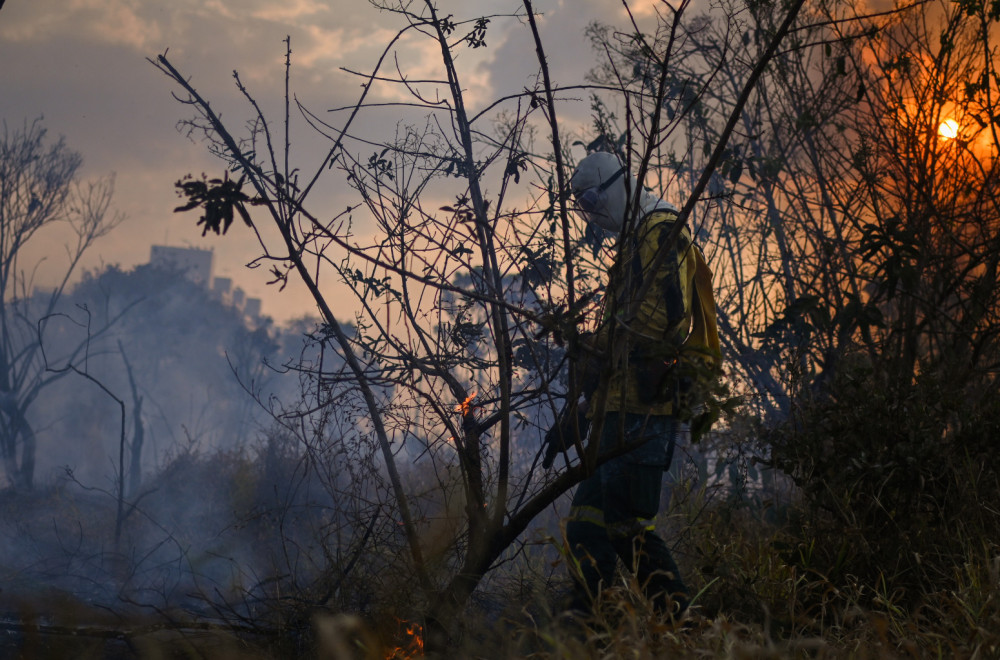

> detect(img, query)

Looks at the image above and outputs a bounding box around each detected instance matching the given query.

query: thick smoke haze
[30,258,292,486]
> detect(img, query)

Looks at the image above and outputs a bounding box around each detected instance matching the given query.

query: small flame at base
[385,620,424,659]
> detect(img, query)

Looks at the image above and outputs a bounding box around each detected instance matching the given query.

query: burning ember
[455,391,479,416]
[385,620,424,659]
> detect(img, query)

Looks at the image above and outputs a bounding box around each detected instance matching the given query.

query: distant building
[244,298,261,320]
[148,246,264,321]
[149,245,213,285]
[213,277,232,296]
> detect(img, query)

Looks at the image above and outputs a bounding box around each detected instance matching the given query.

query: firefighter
[561,151,720,619]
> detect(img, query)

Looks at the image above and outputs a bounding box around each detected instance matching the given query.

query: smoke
[26,262,301,486]
[0,260,432,638]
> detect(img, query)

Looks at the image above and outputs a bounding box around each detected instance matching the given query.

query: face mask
[575,166,625,217]
[572,162,627,233]
[572,153,678,235]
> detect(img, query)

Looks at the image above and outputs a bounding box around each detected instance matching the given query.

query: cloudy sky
[1,0,666,324]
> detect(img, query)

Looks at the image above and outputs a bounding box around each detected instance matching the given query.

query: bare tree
[592,0,1000,579]
[150,0,809,647]
[0,118,124,489]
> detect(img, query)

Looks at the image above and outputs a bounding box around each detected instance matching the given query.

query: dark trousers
[565,412,688,616]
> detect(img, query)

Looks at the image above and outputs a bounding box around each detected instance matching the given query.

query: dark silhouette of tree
[0,118,123,489]
[590,0,1000,599]
[760,0,1000,594]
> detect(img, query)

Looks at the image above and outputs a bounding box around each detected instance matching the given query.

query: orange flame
[385,620,424,659]
[455,391,478,416]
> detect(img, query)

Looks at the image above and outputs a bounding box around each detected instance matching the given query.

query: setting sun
[939,118,960,139]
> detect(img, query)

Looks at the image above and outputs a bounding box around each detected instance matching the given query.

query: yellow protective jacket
[592,210,721,416]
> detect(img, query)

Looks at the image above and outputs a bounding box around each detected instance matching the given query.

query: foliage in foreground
[1,423,997,659]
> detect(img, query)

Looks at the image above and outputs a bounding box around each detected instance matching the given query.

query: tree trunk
[128,396,143,497]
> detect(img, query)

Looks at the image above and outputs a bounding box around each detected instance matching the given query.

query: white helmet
[570,152,677,233]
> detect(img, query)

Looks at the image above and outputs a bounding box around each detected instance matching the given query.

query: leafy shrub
[765,357,1000,602]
